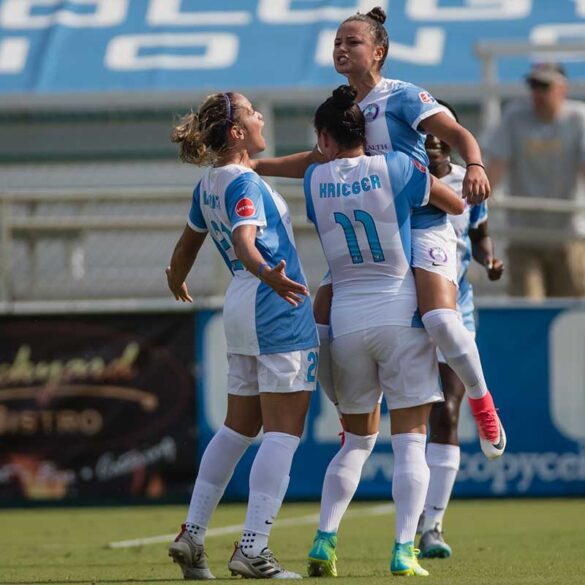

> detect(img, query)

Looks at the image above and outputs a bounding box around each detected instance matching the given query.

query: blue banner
[196,304,585,499]
[1,1,585,94]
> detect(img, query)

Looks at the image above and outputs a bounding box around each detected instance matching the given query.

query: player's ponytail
[171,92,237,166]
[314,85,366,149]
[343,6,389,71]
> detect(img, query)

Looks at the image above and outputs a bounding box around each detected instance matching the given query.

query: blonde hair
[171,92,237,166]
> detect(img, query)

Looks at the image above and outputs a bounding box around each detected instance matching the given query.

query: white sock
[391,433,429,544]
[422,308,488,399]
[185,424,254,544]
[317,324,338,411]
[423,443,461,533]
[241,432,300,556]
[319,432,378,533]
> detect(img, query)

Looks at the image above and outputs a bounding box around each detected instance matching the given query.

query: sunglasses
[528,79,552,91]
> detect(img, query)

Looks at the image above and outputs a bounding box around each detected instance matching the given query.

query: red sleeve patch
[413,159,427,173]
[418,91,435,104]
[235,197,256,218]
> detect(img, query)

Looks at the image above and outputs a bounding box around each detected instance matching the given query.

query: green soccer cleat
[307,529,338,577]
[390,541,429,577]
[418,527,452,559]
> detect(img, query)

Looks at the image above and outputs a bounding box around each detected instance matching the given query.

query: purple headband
[222,93,233,126]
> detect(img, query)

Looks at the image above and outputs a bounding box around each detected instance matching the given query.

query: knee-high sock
[319,432,378,533]
[391,433,429,544]
[422,308,488,399]
[241,432,300,556]
[423,443,461,532]
[186,425,254,544]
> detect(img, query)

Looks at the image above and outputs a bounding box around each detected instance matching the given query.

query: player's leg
[170,355,262,579]
[308,330,381,577]
[412,225,504,459]
[382,325,442,577]
[228,348,316,579]
[418,363,465,559]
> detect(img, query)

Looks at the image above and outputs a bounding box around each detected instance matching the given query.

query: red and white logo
[418,91,434,104]
[413,159,427,173]
[235,198,256,218]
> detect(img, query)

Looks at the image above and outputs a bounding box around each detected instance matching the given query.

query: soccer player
[304,85,464,577]
[418,102,504,559]
[165,92,318,580]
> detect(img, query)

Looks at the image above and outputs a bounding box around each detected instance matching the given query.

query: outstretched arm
[252,147,325,178]
[166,226,208,302]
[421,112,490,204]
[428,175,465,215]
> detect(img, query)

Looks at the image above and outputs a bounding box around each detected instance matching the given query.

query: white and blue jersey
[304,152,430,338]
[359,78,447,230]
[188,164,318,355]
[441,164,488,332]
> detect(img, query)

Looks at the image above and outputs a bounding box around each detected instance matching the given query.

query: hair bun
[331,85,358,108]
[367,6,386,24]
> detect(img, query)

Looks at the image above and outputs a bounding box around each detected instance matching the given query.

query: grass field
[1,499,584,585]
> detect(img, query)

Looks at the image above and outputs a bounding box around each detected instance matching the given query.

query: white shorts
[412,223,458,285]
[227,348,319,396]
[331,325,443,414]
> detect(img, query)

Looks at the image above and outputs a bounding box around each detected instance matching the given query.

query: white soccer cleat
[228,543,302,579]
[168,524,215,580]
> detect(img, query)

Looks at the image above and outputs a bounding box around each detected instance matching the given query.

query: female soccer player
[165,92,318,580]
[304,85,464,577]
[418,102,504,559]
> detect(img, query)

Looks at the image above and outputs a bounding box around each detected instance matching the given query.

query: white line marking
[107,503,394,549]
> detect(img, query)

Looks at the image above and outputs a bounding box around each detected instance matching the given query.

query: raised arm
[428,175,465,215]
[252,147,325,179]
[166,226,208,302]
[421,112,489,204]
[232,225,309,306]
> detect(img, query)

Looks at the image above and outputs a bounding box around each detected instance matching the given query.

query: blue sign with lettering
[195,304,585,500]
[1,1,585,94]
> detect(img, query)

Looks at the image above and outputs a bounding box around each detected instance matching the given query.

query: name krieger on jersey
[319,174,382,198]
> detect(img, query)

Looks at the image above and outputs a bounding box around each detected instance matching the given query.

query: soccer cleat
[418,526,452,559]
[468,392,507,459]
[390,542,429,577]
[307,529,338,577]
[168,524,215,580]
[228,542,302,579]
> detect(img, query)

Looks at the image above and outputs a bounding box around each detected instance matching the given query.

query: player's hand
[485,258,504,281]
[165,266,193,302]
[261,260,309,307]
[463,165,490,205]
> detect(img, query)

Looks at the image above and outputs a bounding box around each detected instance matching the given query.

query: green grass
[0,499,583,584]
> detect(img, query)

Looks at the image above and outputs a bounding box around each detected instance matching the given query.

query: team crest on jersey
[363,103,379,122]
[429,247,448,264]
[235,198,255,217]
[418,91,435,104]
[413,159,427,173]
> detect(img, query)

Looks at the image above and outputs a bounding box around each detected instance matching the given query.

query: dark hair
[343,7,389,71]
[171,92,239,165]
[314,85,366,149]
[436,98,460,123]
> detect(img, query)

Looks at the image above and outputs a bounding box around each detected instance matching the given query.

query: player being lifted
[417,101,504,559]
[166,92,318,580]
[304,85,464,577]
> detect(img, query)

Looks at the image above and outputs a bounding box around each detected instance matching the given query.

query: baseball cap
[526,62,567,85]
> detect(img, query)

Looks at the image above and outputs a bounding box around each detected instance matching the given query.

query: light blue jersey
[189,164,318,355]
[441,164,488,332]
[304,152,430,338]
[358,77,447,230]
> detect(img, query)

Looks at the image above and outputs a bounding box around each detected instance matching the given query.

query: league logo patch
[413,159,427,173]
[363,103,379,122]
[235,198,255,218]
[429,246,448,265]
[418,91,435,104]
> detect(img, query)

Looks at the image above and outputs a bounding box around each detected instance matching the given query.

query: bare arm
[166,226,208,302]
[428,175,465,215]
[421,112,490,204]
[232,224,309,306]
[252,147,325,179]
[469,220,504,281]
